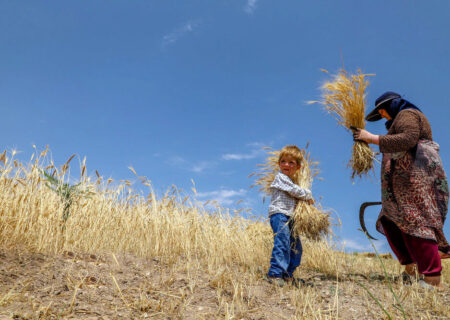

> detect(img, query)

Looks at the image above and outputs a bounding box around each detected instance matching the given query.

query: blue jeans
[267,213,303,278]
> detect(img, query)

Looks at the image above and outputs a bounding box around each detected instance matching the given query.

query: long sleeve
[379,110,422,154]
[270,173,312,200]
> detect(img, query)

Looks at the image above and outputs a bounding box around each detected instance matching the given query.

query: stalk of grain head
[310,69,376,179]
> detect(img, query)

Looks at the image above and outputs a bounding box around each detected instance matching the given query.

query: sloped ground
[1,248,449,320]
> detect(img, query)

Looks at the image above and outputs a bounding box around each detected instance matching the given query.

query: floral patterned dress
[375,110,450,254]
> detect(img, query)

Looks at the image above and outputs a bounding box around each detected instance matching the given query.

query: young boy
[266,145,314,286]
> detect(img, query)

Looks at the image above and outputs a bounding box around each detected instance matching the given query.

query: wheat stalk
[310,69,375,179]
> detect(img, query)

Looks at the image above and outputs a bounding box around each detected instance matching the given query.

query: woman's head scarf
[366,91,423,129]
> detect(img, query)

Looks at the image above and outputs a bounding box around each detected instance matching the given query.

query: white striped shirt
[268,172,312,217]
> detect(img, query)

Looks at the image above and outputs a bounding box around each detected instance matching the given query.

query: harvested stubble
[310,69,375,179]
[250,147,331,240]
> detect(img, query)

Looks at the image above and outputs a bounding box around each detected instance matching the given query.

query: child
[266,145,314,286]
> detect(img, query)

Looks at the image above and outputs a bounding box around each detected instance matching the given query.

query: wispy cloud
[166,156,186,166]
[162,154,216,174]
[222,152,258,160]
[244,0,259,14]
[196,188,247,206]
[339,238,387,253]
[165,142,266,174]
[191,161,215,173]
[162,20,199,47]
[222,142,266,161]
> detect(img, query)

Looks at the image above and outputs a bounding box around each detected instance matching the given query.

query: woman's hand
[353,128,380,145]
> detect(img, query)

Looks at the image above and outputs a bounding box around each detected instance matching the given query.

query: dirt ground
[1,248,449,319]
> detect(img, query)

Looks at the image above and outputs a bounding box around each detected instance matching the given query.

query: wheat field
[0,148,449,319]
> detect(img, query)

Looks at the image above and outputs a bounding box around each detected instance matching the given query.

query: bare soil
[1,248,449,319]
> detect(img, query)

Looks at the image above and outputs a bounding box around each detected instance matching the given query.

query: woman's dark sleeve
[379,110,421,153]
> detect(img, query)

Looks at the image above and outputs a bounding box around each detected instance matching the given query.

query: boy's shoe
[264,275,286,287]
[283,277,306,288]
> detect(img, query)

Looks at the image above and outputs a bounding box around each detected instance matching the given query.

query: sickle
[359,202,382,240]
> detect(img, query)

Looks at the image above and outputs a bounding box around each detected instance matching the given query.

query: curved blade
[359,202,382,240]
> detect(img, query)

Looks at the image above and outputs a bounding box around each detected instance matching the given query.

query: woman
[354,91,449,289]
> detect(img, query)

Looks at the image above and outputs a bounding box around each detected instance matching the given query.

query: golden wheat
[0,148,448,319]
[310,69,376,179]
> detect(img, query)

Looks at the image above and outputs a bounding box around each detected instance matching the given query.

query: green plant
[42,170,91,227]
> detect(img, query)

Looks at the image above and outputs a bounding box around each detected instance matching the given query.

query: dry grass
[0,147,449,319]
[250,147,331,240]
[309,69,376,179]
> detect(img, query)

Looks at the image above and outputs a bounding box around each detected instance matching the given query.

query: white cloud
[222,142,266,161]
[340,239,368,251]
[166,156,186,166]
[196,188,247,206]
[163,156,215,173]
[244,0,258,14]
[339,238,387,253]
[162,20,199,47]
[222,152,258,160]
[191,161,215,173]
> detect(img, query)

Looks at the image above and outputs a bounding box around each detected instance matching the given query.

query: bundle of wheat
[310,69,375,179]
[250,147,331,240]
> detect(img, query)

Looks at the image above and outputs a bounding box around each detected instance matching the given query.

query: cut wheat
[310,69,375,179]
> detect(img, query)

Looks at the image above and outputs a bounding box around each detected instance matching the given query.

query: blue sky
[1,1,449,253]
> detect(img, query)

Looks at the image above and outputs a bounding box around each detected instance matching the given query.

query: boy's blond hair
[278,145,304,185]
[278,145,303,166]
